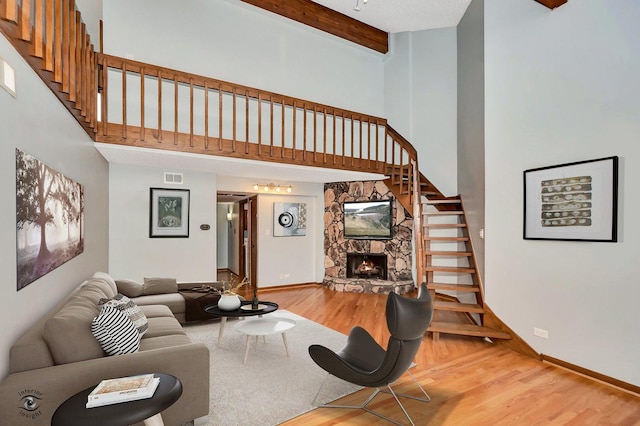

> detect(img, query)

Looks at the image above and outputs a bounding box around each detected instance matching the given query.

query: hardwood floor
[244,285,640,425]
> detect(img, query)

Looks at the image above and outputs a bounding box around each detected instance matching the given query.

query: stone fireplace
[323,181,414,294]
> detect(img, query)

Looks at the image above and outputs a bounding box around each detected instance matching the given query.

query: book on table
[86,374,160,408]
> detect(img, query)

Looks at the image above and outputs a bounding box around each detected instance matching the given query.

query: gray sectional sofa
[0,272,211,425]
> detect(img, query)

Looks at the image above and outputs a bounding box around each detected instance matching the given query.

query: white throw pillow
[91,306,141,356]
[99,294,149,336]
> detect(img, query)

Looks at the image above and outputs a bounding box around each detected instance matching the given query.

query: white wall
[75,0,102,44]
[384,29,459,196]
[0,34,109,378]
[109,164,217,281]
[411,28,458,196]
[216,176,324,287]
[102,0,385,117]
[485,0,640,385]
[457,0,485,280]
[384,32,413,137]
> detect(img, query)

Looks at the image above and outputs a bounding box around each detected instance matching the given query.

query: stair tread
[426,199,461,204]
[434,300,484,313]
[425,223,467,228]
[426,266,476,273]
[426,251,473,256]
[428,322,512,339]
[426,236,469,241]
[425,211,464,216]
[427,283,480,292]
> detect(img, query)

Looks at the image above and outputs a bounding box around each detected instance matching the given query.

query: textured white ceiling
[311,0,472,33]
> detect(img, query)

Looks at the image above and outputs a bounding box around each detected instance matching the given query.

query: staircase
[387,172,511,341]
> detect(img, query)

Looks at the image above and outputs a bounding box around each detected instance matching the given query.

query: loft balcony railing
[0,0,425,283]
[96,54,412,179]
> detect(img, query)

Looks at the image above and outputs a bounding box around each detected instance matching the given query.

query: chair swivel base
[312,370,430,426]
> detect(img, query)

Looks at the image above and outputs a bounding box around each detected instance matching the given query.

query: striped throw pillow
[91,305,141,356]
[99,293,149,336]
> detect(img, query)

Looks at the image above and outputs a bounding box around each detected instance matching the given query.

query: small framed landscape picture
[149,188,190,238]
[523,156,618,242]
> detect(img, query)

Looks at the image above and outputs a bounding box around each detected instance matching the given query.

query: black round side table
[51,373,182,426]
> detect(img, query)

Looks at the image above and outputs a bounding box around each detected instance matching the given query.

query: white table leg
[216,317,227,346]
[243,335,251,364]
[143,413,164,426]
[281,333,289,357]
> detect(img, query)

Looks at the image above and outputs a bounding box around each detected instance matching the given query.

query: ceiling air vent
[164,172,183,184]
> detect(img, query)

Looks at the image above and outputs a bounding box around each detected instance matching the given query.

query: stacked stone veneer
[323,181,414,294]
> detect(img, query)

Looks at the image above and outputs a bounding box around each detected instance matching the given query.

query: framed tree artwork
[523,156,618,242]
[149,188,190,238]
[16,149,85,290]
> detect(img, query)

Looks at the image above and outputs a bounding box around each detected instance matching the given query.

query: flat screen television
[343,199,393,239]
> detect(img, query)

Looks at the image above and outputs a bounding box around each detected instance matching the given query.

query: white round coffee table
[233,317,297,364]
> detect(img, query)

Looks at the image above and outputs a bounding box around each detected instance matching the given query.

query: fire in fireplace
[346,253,387,280]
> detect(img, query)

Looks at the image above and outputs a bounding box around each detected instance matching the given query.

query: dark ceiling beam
[534,0,568,9]
[240,0,389,54]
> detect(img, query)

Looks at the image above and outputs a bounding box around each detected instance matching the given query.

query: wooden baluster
[269,96,273,157]
[20,0,31,41]
[157,70,162,142]
[203,81,208,149]
[84,46,98,127]
[257,93,262,155]
[61,0,69,93]
[292,101,296,160]
[302,103,307,161]
[281,100,285,158]
[350,115,354,167]
[78,21,85,116]
[173,76,178,145]
[245,91,249,154]
[34,0,44,57]
[45,0,53,70]
[67,0,75,101]
[322,108,327,163]
[54,0,62,83]
[218,84,222,150]
[140,68,145,141]
[359,118,363,167]
[341,112,345,166]
[101,55,108,136]
[122,62,127,139]
[391,138,396,185]
[312,106,317,162]
[4,0,18,23]
[74,11,81,106]
[189,78,193,147]
[384,125,388,166]
[232,88,236,152]
[366,120,371,169]
[375,121,380,168]
[332,112,336,165]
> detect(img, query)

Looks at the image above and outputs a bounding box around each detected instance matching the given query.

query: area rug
[183,310,362,426]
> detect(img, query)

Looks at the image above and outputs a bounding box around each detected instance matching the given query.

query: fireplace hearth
[347,253,387,280]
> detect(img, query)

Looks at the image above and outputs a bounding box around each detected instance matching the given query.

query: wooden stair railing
[96,54,396,174]
[0,0,98,136]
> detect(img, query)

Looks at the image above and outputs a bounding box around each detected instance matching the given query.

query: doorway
[217,193,258,289]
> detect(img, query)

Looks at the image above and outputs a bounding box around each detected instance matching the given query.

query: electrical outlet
[279,273,284,280]
[533,327,549,339]
[284,273,290,278]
